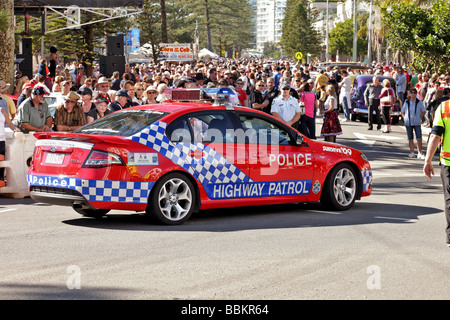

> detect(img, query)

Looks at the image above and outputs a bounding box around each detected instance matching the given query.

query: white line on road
[0,208,17,214]
[309,210,342,215]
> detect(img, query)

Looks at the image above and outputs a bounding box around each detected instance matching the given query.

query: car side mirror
[296,133,303,145]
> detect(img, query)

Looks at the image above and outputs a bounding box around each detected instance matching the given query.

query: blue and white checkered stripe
[78,179,152,203]
[27,175,153,203]
[127,121,251,185]
[361,169,372,191]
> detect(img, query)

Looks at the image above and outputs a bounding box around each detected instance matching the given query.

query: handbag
[299,94,305,114]
[380,89,391,104]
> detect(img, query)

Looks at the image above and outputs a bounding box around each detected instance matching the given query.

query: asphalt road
[1,117,449,302]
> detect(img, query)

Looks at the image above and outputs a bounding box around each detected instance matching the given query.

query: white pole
[368,0,373,63]
[325,0,329,62]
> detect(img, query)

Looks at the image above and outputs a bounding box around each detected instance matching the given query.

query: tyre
[73,206,110,219]
[351,114,357,121]
[320,163,358,211]
[147,173,195,225]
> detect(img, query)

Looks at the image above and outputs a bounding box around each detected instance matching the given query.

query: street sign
[295,52,303,60]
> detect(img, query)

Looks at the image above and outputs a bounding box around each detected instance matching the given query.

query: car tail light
[83,150,124,168]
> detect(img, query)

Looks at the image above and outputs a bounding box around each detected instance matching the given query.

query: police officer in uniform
[424,98,450,246]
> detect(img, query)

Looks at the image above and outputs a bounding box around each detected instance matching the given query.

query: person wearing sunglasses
[270,82,301,128]
[16,85,53,132]
[250,80,270,113]
[54,91,86,132]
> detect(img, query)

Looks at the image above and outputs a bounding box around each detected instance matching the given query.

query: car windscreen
[75,109,168,136]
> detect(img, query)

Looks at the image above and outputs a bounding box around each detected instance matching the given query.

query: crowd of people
[2,54,450,164]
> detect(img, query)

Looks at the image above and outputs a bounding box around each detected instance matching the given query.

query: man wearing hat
[271,82,301,128]
[60,79,73,96]
[95,76,113,103]
[108,89,132,112]
[54,91,86,132]
[0,80,16,120]
[16,85,53,132]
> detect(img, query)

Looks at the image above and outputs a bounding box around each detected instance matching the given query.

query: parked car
[27,88,372,225]
[316,62,370,76]
[44,92,64,117]
[350,75,401,123]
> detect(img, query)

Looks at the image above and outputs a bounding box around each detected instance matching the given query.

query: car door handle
[189,150,204,159]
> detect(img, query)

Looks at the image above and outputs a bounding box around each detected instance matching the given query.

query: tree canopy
[138,0,254,60]
[280,0,322,60]
[328,18,368,59]
[382,0,450,73]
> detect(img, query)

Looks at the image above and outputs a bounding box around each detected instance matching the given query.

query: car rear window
[75,109,168,136]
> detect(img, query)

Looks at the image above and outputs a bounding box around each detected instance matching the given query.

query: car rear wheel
[147,173,195,225]
[321,163,357,210]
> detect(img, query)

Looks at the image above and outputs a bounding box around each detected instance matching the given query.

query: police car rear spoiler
[33,132,130,146]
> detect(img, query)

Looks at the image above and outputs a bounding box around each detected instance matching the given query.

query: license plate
[45,153,65,164]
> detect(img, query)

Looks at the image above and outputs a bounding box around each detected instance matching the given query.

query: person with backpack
[401,88,426,159]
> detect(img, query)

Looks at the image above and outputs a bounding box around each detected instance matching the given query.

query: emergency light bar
[163,88,236,109]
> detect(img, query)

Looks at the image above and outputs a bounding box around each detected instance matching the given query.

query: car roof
[125,102,256,115]
[354,74,395,84]
[317,62,370,70]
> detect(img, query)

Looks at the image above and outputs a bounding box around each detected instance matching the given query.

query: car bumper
[27,173,154,211]
[30,185,92,207]
[351,108,401,118]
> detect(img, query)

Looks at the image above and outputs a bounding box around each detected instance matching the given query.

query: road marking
[0,208,17,213]
[354,133,402,141]
[353,132,403,146]
[374,216,417,222]
[309,210,342,215]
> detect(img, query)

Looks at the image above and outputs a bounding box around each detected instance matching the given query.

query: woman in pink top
[297,83,317,139]
[379,79,395,133]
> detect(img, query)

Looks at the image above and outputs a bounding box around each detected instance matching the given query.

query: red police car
[27,88,372,225]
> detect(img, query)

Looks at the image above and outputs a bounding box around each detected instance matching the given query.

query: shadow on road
[62,201,441,233]
[0,283,137,300]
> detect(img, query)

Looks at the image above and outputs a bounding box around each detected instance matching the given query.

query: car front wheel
[147,173,195,225]
[321,163,357,210]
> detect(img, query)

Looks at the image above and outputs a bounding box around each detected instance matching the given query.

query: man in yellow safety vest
[424,99,450,246]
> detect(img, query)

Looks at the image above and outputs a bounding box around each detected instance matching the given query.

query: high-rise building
[255,0,287,52]
[248,0,258,48]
